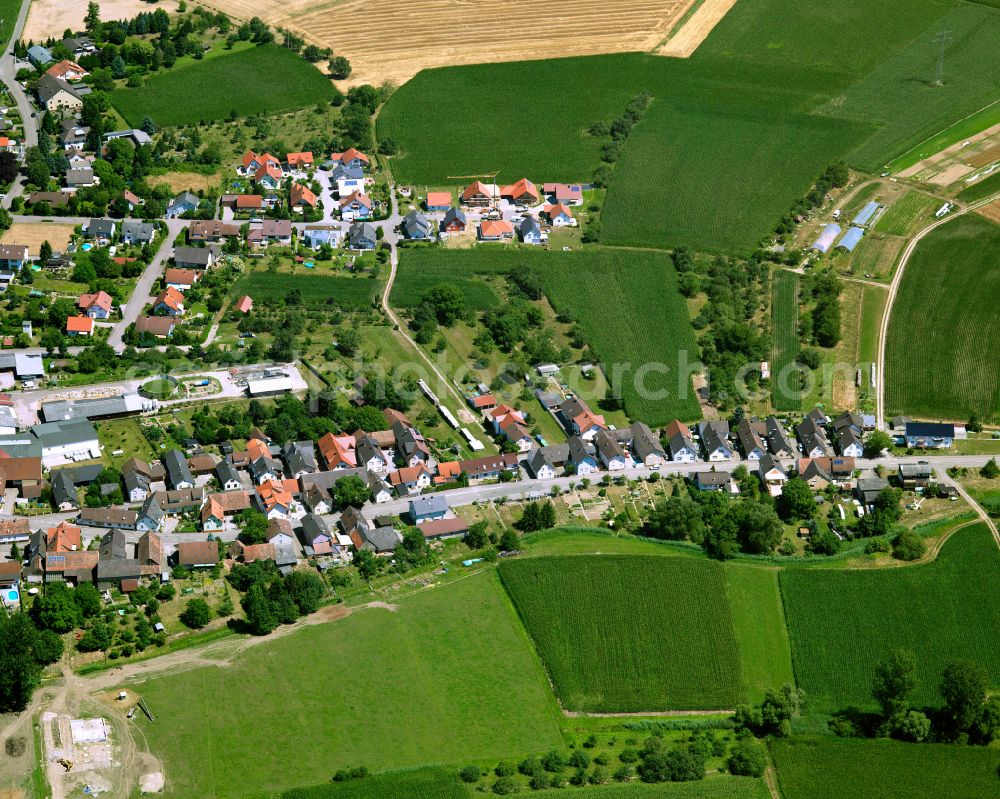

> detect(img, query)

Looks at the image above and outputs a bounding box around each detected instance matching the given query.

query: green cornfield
[259,769,467,799]
[958,169,1000,203]
[233,272,379,309]
[771,738,1000,799]
[885,214,1000,422]
[780,524,1000,710]
[770,271,801,412]
[530,778,771,799]
[499,555,748,712]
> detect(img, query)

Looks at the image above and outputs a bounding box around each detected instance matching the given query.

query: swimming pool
[81,243,93,251]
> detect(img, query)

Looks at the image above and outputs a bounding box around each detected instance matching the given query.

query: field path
[875,189,1000,429]
[939,475,1000,550]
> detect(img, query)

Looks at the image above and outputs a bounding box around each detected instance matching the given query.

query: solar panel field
[498,555,749,711]
[779,524,1000,710]
[885,214,1000,422]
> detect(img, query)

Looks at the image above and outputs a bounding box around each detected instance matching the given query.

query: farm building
[852,200,881,227]
[836,226,865,252]
[811,223,841,253]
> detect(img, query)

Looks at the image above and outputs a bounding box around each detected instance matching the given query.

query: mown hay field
[771,738,1000,799]
[200,0,694,87]
[233,272,378,309]
[770,271,800,412]
[113,44,335,127]
[779,524,1000,711]
[132,572,562,798]
[499,555,748,711]
[885,214,1000,422]
[391,247,702,425]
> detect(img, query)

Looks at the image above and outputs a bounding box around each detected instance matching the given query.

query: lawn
[849,234,902,278]
[391,247,702,425]
[885,214,1000,422]
[232,272,379,309]
[771,738,1000,799]
[112,43,336,127]
[498,555,748,711]
[131,572,562,798]
[770,271,800,412]
[873,191,939,236]
[779,524,1000,710]
[857,286,886,365]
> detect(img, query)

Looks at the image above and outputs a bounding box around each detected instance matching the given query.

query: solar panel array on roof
[811,223,841,253]
[836,226,865,252]
[852,200,880,226]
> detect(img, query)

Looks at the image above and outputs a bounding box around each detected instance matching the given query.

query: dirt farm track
[199,0,707,86]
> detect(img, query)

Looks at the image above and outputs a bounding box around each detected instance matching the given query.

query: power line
[931,30,951,87]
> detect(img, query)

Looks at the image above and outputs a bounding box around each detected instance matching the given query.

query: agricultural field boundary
[656,0,739,58]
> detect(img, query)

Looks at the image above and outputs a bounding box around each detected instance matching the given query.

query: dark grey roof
[701,424,731,456]
[31,418,98,449]
[594,429,625,462]
[51,469,77,507]
[758,453,786,478]
[409,494,449,517]
[832,411,863,433]
[164,449,193,487]
[99,529,128,560]
[96,558,142,581]
[174,246,213,266]
[905,422,955,438]
[442,207,466,226]
[139,494,164,522]
[86,218,116,237]
[301,513,331,542]
[519,216,541,237]
[526,449,555,477]
[568,435,595,465]
[737,418,767,456]
[282,441,317,475]
[402,210,431,238]
[668,431,696,457]
[349,221,377,246]
[765,417,796,456]
[121,220,156,240]
[629,422,664,462]
[696,471,730,486]
[899,462,933,478]
[170,191,199,208]
[360,525,402,553]
[216,460,242,486]
[37,74,76,104]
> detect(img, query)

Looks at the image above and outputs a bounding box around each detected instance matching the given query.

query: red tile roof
[78,290,112,313]
[66,315,93,334]
[234,295,253,314]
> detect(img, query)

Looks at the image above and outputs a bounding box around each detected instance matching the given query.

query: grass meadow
[113,44,335,127]
[498,555,748,711]
[132,572,562,798]
[770,738,1000,799]
[885,214,1000,422]
[529,780,771,799]
[391,247,702,425]
[233,272,379,309]
[770,271,800,412]
[779,524,1000,710]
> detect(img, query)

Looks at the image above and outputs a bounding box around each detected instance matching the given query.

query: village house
[695,470,733,493]
[340,191,373,221]
[238,150,281,176]
[286,151,314,170]
[699,420,734,461]
[478,219,514,241]
[665,420,698,463]
[904,422,954,449]
[402,210,432,240]
[152,287,185,317]
[120,219,156,245]
[261,219,293,246]
[188,220,240,243]
[557,397,606,440]
[501,178,540,206]
[543,182,583,205]
[65,315,94,337]
[291,183,319,211]
[426,191,452,211]
[568,436,600,476]
[349,222,377,250]
[594,429,629,471]
[330,148,369,170]
[166,191,200,218]
[135,316,175,339]
[460,452,519,483]
[737,417,768,461]
[332,163,365,197]
[164,268,200,291]
[409,494,449,524]
[441,206,467,234]
[519,215,545,245]
[46,60,89,81]
[175,541,218,569]
[388,464,432,495]
[173,246,216,269]
[37,74,82,112]
[84,218,116,244]
[543,203,576,226]
[757,454,788,496]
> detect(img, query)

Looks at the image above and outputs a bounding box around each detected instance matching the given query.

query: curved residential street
[0,0,38,209]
